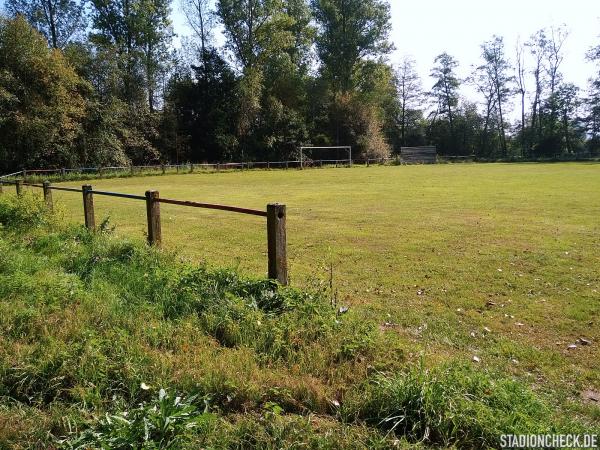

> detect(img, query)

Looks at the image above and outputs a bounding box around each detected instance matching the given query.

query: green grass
[49,164,600,378]
[1,163,599,447]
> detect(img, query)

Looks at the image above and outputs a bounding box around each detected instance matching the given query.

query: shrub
[0,192,55,230]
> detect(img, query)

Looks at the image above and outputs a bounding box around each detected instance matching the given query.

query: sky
[385,0,599,92]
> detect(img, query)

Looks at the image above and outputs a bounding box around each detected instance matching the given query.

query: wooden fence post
[82,185,95,231]
[190,163,194,173]
[161,164,166,175]
[43,181,53,211]
[15,180,23,196]
[267,203,288,285]
[0,181,3,194]
[145,190,162,247]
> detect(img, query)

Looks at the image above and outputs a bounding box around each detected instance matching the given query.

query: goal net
[299,146,352,168]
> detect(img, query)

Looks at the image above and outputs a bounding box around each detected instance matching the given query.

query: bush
[0,192,55,230]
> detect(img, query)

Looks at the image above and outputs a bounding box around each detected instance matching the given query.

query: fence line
[0,158,397,182]
[0,179,288,285]
[0,171,24,179]
[4,154,600,182]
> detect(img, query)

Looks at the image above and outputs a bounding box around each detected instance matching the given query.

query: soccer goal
[299,146,352,169]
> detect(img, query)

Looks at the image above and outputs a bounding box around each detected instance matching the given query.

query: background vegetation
[2,0,600,173]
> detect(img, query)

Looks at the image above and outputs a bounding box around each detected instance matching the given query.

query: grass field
[51,166,600,397]
[53,164,600,386]
[2,163,600,447]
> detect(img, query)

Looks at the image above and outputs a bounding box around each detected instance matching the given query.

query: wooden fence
[0,158,398,182]
[0,179,288,285]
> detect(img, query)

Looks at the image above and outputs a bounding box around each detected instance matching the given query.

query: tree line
[1,0,600,172]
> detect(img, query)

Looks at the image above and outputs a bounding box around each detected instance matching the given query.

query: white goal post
[299,146,352,169]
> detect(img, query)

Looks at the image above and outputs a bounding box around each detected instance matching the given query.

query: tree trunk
[520,91,526,157]
[42,0,58,48]
[400,99,406,146]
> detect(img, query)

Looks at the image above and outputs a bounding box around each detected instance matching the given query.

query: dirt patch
[581,389,600,404]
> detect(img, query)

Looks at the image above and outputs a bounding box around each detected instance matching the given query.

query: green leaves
[0,16,88,171]
[5,0,87,49]
[64,389,215,449]
[311,0,392,93]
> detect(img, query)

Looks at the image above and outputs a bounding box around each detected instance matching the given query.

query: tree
[5,0,86,48]
[136,0,173,112]
[430,52,460,152]
[89,0,173,111]
[515,37,527,156]
[585,42,600,154]
[395,56,424,147]
[215,0,315,160]
[456,101,483,157]
[526,26,568,152]
[479,36,512,157]
[282,0,314,73]
[165,49,238,162]
[180,0,214,57]
[527,29,547,145]
[311,0,392,93]
[216,0,294,71]
[333,92,390,159]
[470,58,497,157]
[0,15,87,171]
[545,25,568,99]
[544,25,568,132]
[554,83,580,153]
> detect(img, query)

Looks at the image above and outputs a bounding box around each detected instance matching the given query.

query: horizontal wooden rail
[0,171,24,179]
[0,180,287,284]
[158,198,268,217]
[47,186,84,193]
[25,169,59,173]
[89,190,147,201]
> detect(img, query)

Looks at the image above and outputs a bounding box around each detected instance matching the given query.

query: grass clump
[342,363,566,448]
[0,191,56,230]
[62,389,215,449]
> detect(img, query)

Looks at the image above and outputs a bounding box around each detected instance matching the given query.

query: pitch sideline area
[47,162,600,422]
